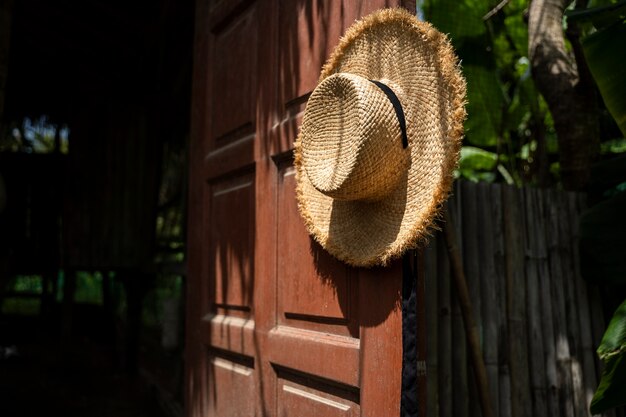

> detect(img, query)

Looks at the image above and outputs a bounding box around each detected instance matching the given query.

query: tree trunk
[528,0,599,190]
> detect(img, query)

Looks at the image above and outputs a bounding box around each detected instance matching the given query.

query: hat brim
[294,8,467,267]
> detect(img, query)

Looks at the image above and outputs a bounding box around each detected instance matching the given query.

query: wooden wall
[1,0,193,272]
[63,100,160,271]
[424,181,610,417]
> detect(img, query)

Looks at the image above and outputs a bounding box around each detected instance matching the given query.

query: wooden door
[186,1,419,416]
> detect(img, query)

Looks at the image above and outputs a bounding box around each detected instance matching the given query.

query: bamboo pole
[503,186,532,417]
[491,184,512,417]
[437,230,453,417]
[569,192,596,417]
[450,183,469,417]
[424,237,439,417]
[559,192,587,417]
[461,181,483,417]
[524,187,549,416]
[442,208,494,417]
[547,189,576,417]
[535,189,560,417]
[477,182,500,417]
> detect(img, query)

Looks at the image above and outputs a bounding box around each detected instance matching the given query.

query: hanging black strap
[401,250,419,417]
[369,80,409,149]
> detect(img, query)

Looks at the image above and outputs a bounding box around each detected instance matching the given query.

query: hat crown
[300,73,410,201]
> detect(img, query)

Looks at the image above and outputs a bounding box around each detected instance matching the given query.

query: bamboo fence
[424,181,617,417]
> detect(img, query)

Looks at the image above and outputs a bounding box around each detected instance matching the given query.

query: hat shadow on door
[311,165,409,337]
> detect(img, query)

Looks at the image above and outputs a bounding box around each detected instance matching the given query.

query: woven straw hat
[294,8,466,267]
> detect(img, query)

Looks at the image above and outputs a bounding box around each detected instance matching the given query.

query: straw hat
[294,8,466,267]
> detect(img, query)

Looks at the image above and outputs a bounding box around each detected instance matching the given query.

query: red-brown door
[186,1,418,416]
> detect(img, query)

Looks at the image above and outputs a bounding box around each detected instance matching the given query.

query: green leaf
[590,0,622,7]
[550,162,561,178]
[458,146,499,182]
[601,138,626,154]
[598,299,626,359]
[503,13,529,56]
[497,163,515,185]
[424,0,508,147]
[423,0,488,45]
[518,140,538,160]
[460,146,498,171]
[545,129,559,154]
[582,21,626,137]
[590,299,626,414]
[463,64,506,146]
[458,169,497,183]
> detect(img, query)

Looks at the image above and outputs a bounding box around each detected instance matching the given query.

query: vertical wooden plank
[185,0,212,415]
[438,226,453,417]
[569,192,596,417]
[461,181,482,417]
[478,182,500,417]
[255,0,279,415]
[547,189,576,417]
[425,235,439,417]
[502,185,532,417]
[558,191,587,417]
[418,247,429,417]
[359,262,404,417]
[524,187,548,417]
[450,182,469,417]
[535,189,561,417]
[492,184,512,417]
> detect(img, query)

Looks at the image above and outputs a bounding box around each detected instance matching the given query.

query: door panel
[278,0,345,105]
[209,173,255,314]
[275,1,402,154]
[276,161,357,337]
[208,350,256,417]
[267,324,360,387]
[210,3,257,142]
[187,1,417,416]
[276,367,359,417]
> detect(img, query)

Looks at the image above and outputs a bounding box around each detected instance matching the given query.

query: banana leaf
[591,299,626,414]
[460,146,498,170]
[582,20,626,137]
[423,0,506,147]
[458,146,498,182]
[462,63,505,147]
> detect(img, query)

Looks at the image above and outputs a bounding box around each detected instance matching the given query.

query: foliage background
[421,0,625,186]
